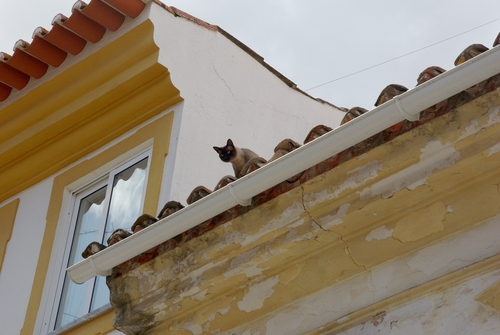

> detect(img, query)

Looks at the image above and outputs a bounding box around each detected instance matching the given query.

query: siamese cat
[213,139,259,178]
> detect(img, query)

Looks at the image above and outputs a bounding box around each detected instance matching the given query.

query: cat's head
[213,139,235,162]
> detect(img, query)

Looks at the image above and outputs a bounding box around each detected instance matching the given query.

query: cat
[213,139,259,178]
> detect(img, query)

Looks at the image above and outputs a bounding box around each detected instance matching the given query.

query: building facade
[1,1,500,335]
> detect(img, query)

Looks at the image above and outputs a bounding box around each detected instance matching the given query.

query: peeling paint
[365,225,394,241]
[242,200,305,247]
[319,203,351,229]
[192,289,208,301]
[237,276,279,313]
[488,142,500,157]
[361,141,459,200]
[306,161,382,207]
[177,321,202,335]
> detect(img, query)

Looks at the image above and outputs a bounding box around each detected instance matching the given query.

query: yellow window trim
[0,198,20,271]
[21,112,174,335]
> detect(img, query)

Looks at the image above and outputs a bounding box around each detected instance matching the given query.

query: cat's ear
[213,146,222,154]
[227,139,234,147]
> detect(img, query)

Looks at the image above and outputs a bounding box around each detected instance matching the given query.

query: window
[53,152,150,329]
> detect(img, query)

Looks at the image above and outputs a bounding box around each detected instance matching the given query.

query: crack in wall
[299,185,367,272]
[210,37,236,100]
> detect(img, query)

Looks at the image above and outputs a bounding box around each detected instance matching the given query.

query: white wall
[0,178,53,335]
[149,5,345,203]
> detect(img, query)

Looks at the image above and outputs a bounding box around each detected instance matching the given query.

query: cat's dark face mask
[218,150,232,162]
[213,145,233,162]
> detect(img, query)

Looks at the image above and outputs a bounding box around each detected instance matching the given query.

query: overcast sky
[0,1,499,109]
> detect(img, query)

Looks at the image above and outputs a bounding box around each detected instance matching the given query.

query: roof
[0,0,146,102]
[0,0,329,106]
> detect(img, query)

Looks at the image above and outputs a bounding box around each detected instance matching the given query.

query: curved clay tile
[0,61,30,90]
[131,214,158,233]
[416,66,446,86]
[75,0,126,32]
[19,38,67,68]
[55,11,106,44]
[36,24,87,56]
[454,44,489,66]
[157,201,185,220]
[0,83,13,102]
[374,84,408,107]
[269,139,301,162]
[187,186,212,205]
[214,175,237,191]
[1,49,49,79]
[103,0,146,18]
[303,124,332,144]
[340,107,368,125]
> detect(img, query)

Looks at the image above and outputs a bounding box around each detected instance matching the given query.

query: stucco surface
[108,91,500,334]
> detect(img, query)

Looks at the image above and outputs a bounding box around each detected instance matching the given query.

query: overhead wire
[305,17,500,92]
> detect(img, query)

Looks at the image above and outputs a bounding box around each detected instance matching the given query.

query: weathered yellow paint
[21,112,174,335]
[109,91,500,334]
[392,201,446,242]
[0,198,19,271]
[0,19,182,203]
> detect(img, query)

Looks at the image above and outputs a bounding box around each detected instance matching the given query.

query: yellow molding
[0,19,181,204]
[0,198,19,271]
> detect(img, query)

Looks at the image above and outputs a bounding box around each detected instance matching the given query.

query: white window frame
[37,149,152,334]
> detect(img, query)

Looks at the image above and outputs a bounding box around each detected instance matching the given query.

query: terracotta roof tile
[157,201,184,220]
[0,0,146,102]
[0,49,48,79]
[76,0,125,32]
[55,11,106,44]
[454,44,489,66]
[186,186,213,205]
[416,66,446,86]
[340,107,368,125]
[18,37,68,68]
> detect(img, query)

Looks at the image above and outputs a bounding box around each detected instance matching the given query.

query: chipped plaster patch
[365,225,394,242]
[242,200,305,246]
[177,321,202,335]
[361,141,459,200]
[192,289,208,301]
[237,276,279,313]
[319,203,351,230]
[488,142,500,157]
[305,161,382,208]
[392,202,446,243]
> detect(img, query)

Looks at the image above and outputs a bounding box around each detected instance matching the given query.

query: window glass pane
[56,186,106,328]
[103,157,148,243]
[90,157,149,311]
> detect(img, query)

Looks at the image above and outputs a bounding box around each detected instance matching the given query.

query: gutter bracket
[228,183,252,206]
[394,95,420,121]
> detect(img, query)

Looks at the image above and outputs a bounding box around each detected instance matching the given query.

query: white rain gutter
[68,44,500,284]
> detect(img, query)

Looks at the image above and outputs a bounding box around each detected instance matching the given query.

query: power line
[305,17,500,92]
